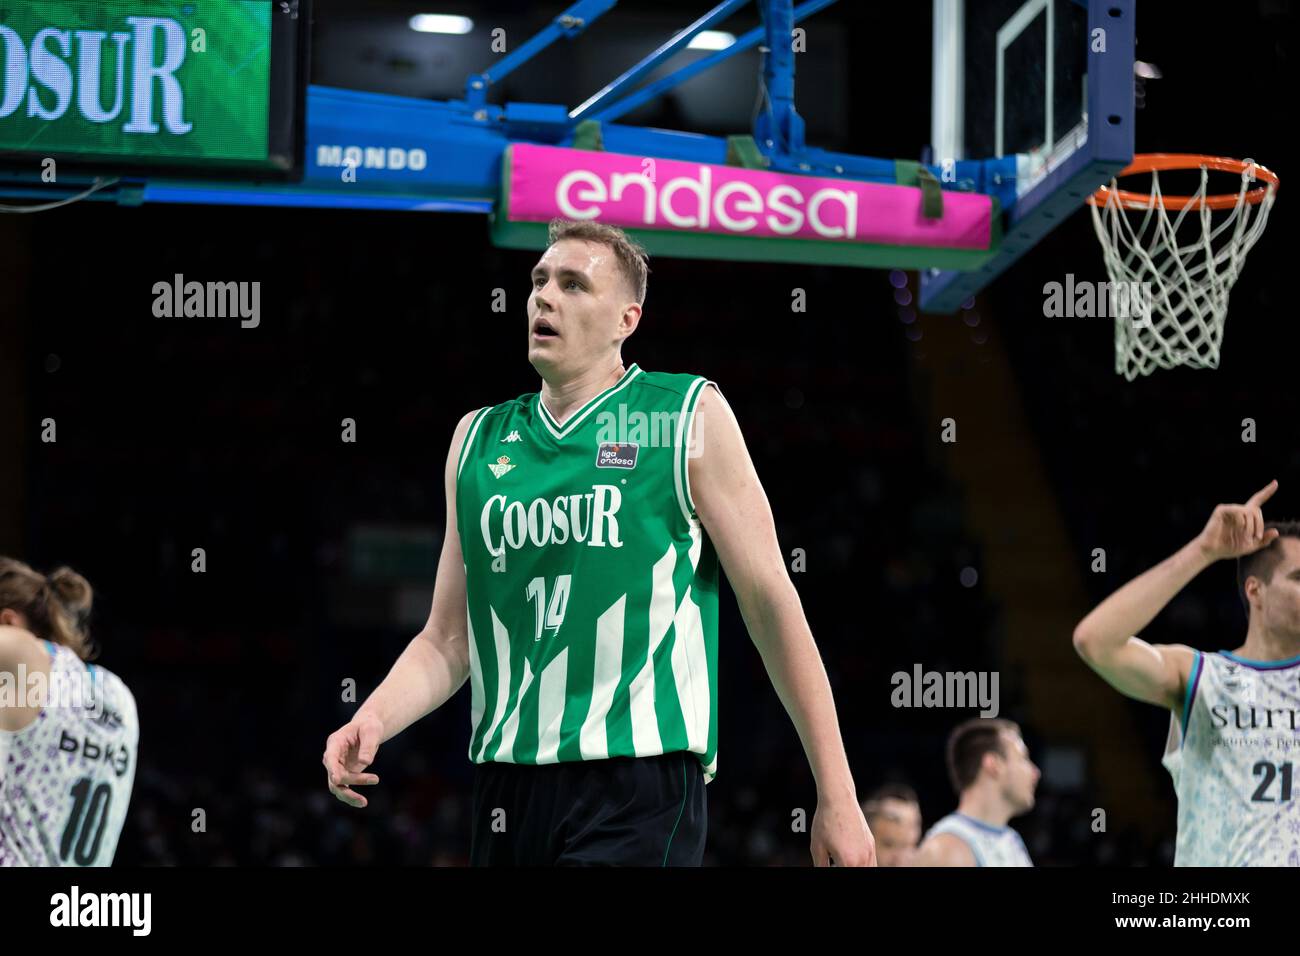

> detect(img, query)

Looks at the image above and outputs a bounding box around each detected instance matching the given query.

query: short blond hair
[546,218,650,306]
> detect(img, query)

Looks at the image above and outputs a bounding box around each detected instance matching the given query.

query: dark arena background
[0,0,1296,875]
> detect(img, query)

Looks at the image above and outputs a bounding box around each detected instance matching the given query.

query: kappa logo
[1223,662,1243,692]
[489,455,516,479]
[501,430,522,443]
[595,441,638,470]
[1223,665,1256,700]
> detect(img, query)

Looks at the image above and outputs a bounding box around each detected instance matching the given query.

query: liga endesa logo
[0,17,191,133]
[554,161,860,239]
[505,144,996,248]
[511,144,863,241]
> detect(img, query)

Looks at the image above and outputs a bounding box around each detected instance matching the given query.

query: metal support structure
[570,0,751,123]
[754,0,805,155]
[584,0,836,129]
[467,0,830,162]
[463,0,618,110]
[0,0,1035,261]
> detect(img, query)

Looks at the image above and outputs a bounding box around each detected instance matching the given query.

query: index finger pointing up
[1248,479,1279,508]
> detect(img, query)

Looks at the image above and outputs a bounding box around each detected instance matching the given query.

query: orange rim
[1087,153,1280,210]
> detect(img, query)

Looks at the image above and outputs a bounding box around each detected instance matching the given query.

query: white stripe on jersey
[924,813,1033,867]
[629,545,676,758]
[473,607,512,763]
[0,642,138,867]
[672,378,712,525]
[669,523,709,761]
[579,595,624,760]
[670,589,707,754]
[534,647,568,764]
[466,611,485,744]
[495,658,533,763]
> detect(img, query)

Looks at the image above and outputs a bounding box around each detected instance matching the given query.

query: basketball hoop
[1087,154,1279,380]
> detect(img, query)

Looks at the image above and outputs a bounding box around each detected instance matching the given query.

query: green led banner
[0,0,307,177]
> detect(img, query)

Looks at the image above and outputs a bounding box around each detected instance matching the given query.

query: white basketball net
[1089,161,1277,380]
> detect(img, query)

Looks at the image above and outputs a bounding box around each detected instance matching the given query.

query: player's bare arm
[323,409,477,809]
[1072,480,1280,708]
[689,384,875,867]
[912,831,977,867]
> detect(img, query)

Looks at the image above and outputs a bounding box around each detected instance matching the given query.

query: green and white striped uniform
[456,363,720,782]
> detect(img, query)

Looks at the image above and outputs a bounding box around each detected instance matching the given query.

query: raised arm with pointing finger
[1072,479,1280,708]
[1073,479,1300,866]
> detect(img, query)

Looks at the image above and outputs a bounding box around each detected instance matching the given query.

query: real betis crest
[488,455,516,479]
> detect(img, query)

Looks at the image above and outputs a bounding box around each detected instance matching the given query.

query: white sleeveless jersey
[1162,650,1300,866]
[924,812,1033,867]
[0,641,139,866]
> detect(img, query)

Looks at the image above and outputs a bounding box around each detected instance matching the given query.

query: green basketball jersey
[455,363,720,783]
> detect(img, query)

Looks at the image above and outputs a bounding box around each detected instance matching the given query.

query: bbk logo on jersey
[481,484,623,571]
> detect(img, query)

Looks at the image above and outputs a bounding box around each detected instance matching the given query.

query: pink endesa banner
[504,143,993,249]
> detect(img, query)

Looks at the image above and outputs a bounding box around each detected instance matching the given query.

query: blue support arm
[569,0,752,123]
[584,0,836,129]
[754,0,805,154]
[464,0,619,111]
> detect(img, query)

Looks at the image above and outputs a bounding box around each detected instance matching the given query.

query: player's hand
[323,712,384,808]
[810,794,877,867]
[1196,480,1280,561]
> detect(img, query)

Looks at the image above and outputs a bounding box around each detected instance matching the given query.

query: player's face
[527,239,636,377]
[997,731,1040,814]
[869,798,922,867]
[1254,538,1300,639]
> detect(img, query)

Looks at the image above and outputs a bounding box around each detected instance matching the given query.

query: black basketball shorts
[469,751,706,866]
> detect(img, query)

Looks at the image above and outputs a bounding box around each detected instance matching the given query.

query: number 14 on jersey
[526,575,572,642]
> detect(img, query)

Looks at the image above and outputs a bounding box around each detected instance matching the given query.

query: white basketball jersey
[1163,650,1300,866]
[0,641,139,866]
[924,812,1033,867]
